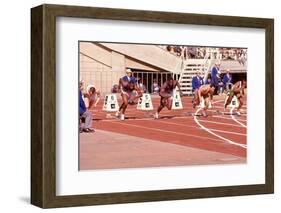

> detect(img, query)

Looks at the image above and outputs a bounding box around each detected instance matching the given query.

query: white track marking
[156,120,246,136]
[193,119,244,128]
[215,105,247,109]
[193,108,247,149]
[99,115,246,128]
[230,108,247,128]
[106,120,226,143]
[98,116,194,122]
[162,116,245,128]
[212,115,247,122]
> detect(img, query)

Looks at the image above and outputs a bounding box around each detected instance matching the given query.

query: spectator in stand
[170,46,176,54]
[182,46,187,60]
[211,61,221,93]
[187,47,197,59]
[238,50,247,66]
[166,45,172,52]
[222,69,233,92]
[152,79,160,94]
[173,46,181,56]
[79,81,94,133]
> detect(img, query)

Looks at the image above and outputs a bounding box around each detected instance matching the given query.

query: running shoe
[154,112,159,119]
[115,111,120,118]
[83,128,95,133]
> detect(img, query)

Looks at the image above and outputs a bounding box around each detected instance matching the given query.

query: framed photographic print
[31,4,274,208]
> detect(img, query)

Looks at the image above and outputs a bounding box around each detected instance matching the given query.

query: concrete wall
[79,42,168,95]
[79,53,124,95]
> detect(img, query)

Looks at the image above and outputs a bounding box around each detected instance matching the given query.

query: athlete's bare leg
[156,97,165,114]
[118,103,124,112]
[236,96,243,115]
[121,93,129,114]
[155,97,169,119]
[166,97,173,110]
[116,95,126,118]
[224,94,233,109]
[116,101,123,118]
[157,105,164,114]
[202,97,209,117]
[192,89,200,108]
[116,93,129,120]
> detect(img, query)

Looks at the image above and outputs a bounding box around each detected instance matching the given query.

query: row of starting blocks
[102,92,239,112]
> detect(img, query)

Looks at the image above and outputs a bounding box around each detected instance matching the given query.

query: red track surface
[89,95,247,158]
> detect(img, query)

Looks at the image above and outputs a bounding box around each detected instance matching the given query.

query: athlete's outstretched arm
[88,97,94,109]
[241,85,245,96]
[232,82,240,94]
[118,78,122,92]
[134,85,143,98]
[209,93,213,101]
[94,91,101,107]
[119,78,128,93]
[198,87,202,101]
[209,88,214,101]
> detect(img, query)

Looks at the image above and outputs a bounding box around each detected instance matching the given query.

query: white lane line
[97,116,193,122]
[105,120,226,143]
[193,108,247,149]
[99,111,246,127]
[230,108,247,128]
[212,115,247,122]
[156,120,246,136]
[167,116,245,128]
[215,105,247,109]
[194,119,245,128]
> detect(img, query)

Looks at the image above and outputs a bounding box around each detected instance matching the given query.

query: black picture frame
[31,4,274,208]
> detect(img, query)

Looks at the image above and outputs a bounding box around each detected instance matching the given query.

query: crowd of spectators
[160,45,247,65]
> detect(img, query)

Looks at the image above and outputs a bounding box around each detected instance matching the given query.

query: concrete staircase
[177,59,246,96]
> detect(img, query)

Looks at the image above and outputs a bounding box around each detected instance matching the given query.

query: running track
[89,95,247,158]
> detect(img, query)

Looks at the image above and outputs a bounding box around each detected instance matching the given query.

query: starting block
[172,91,183,109]
[102,94,119,112]
[225,95,239,109]
[137,93,153,110]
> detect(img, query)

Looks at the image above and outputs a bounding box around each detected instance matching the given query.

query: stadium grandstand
[79,42,247,95]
